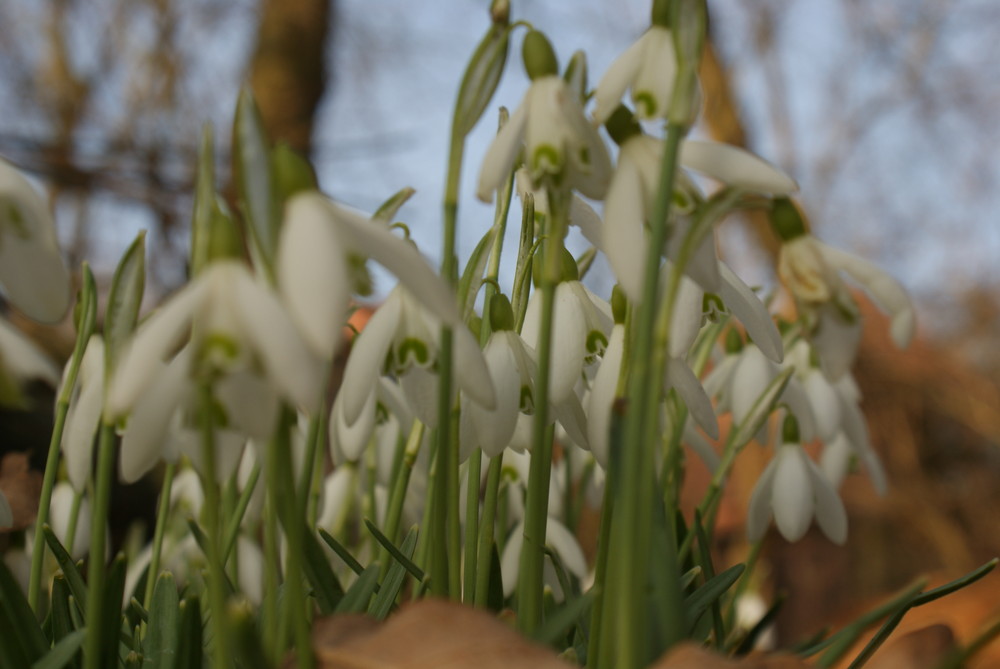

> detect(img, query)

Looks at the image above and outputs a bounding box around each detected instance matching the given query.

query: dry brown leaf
[651,643,811,669]
[0,452,41,532]
[865,624,956,669]
[307,598,571,669]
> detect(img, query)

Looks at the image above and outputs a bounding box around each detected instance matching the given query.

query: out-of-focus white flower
[500,515,587,600]
[0,315,60,388]
[340,286,494,429]
[460,329,537,462]
[0,157,70,323]
[778,232,914,380]
[48,482,91,559]
[605,133,797,305]
[279,192,475,359]
[593,25,677,124]
[748,436,848,544]
[478,58,611,202]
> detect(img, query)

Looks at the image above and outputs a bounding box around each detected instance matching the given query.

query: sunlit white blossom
[593,25,677,124]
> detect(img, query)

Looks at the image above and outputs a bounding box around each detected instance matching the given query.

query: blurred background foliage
[0,0,998,659]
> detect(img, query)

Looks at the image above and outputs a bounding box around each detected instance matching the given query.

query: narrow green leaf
[912,558,998,607]
[48,576,77,648]
[30,629,87,669]
[0,557,47,662]
[43,526,88,611]
[100,555,128,669]
[372,187,415,224]
[365,520,426,582]
[692,511,725,646]
[186,520,236,596]
[535,591,594,646]
[231,602,271,669]
[487,542,505,613]
[683,564,745,636]
[174,597,203,669]
[335,565,380,614]
[458,225,498,320]
[233,88,277,271]
[318,529,365,576]
[103,231,146,376]
[302,529,345,615]
[143,573,179,669]
[369,527,418,620]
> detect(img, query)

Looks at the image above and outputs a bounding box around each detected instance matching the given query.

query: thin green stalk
[142,462,176,612]
[611,122,686,666]
[517,188,567,634]
[306,411,327,528]
[297,412,324,520]
[267,408,313,669]
[261,495,281,661]
[473,452,504,608]
[587,485,615,669]
[222,461,260,564]
[196,385,233,669]
[28,270,97,611]
[462,448,482,602]
[83,422,118,669]
[381,421,424,579]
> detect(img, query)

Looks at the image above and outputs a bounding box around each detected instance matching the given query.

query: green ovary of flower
[634,90,657,118]
[520,384,534,415]
[531,144,562,176]
[396,337,431,370]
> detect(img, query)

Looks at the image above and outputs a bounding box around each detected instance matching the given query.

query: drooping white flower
[605,133,797,306]
[500,515,588,600]
[278,192,475,359]
[459,328,537,462]
[478,64,611,202]
[0,315,61,389]
[593,25,677,125]
[748,440,848,544]
[778,233,915,379]
[339,285,494,429]
[521,281,612,403]
[0,157,70,323]
[61,336,105,491]
[48,482,91,559]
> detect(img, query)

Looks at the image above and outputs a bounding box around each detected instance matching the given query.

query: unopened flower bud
[771,197,808,241]
[523,30,559,80]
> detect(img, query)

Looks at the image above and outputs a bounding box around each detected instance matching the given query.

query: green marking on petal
[2,202,29,239]
[520,385,534,415]
[586,329,608,356]
[634,90,657,118]
[396,337,431,369]
[201,333,241,368]
[532,144,562,174]
[375,401,390,424]
[702,293,725,321]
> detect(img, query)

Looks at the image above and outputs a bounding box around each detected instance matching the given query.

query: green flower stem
[586,483,615,669]
[142,462,176,613]
[462,447,482,602]
[381,421,425,578]
[262,495,281,661]
[196,384,233,669]
[611,122,686,666]
[516,188,568,635]
[297,412,324,521]
[222,461,261,564]
[83,422,118,669]
[473,452,504,608]
[306,412,327,528]
[28,273,97,612]
[267,407,313,669]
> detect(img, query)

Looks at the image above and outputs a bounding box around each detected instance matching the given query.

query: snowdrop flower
[0,157,70,323]
[106,261,323,481]
[48,482,91,559]
[501,515,588,600]
[459,296,537,462]
[521,279,611,403]
[279,192,475,359]
[340,285,494,429]
[773,198,915,379]
[477,30,611,202]
[819,374,887,495]
[592,3,678,124]
[603,112,797,305]
[748,417,848,544]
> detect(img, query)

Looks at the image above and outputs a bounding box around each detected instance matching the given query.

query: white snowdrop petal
[107,279,208,419]
[587,324,625,469]
[279,194,351,357]
[331,389,375,463]
[548,285,587,403]
[399,365,440,428]
[629,27,677,119]
[237,536,265,606]
[341,292,402,424]
[731,346,774,425]
[569,196,603,248]
[807,458,848,545]
[545,516,588,579]
[804,371,842,443]
[683,419,720,472]
[501,520,526,597]
[215,371,280,441]
[232,269,323,412]
[666,358,719,440]
[470,335,520,456]
[553,392,590,452]
[603,154,648,303]
[454,322,496,411]
[669,276,703,359]
[782,377,818,444]
[592,35,645,124]
[0,317,60,385]
[819,432,852,489]
[813,304,862,381]
[718,262,783,363]
[62,338,105,491]
[477,100,529,202]
[817,244,915,348]
[679,140,798,194]
[771,446,814,542]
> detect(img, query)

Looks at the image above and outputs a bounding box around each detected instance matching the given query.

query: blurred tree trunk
[249,0,333,155]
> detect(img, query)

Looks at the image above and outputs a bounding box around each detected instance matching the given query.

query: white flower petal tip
[679,141,798,195]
